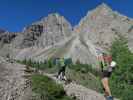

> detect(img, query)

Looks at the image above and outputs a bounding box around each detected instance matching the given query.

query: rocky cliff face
[13,13,72,48]
[75,3,133,50]
[0,31,17,44]
[37,13,72,47]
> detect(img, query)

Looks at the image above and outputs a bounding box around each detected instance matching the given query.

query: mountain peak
[85,3,113,18]
[48,13,62,17]
[31,13,63,25]
[92,3,113,14]
[41,13,62,21]
[98,3,111,10]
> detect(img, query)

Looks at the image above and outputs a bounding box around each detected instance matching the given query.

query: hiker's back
[59,58,65,67]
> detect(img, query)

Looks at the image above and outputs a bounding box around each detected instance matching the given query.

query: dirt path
[42,72,119,100]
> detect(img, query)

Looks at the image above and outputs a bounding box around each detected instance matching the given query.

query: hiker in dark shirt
[57,58,67,81]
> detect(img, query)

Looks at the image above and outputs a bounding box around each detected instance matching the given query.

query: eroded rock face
[37,13,72,47]
[0,57,31,100]
[75,3,133,50]
[22,24,43,47]
[14,13,72,48]
[0,32,17,44]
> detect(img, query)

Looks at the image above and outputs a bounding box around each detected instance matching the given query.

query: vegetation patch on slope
[31,74,74,100]
[17,58,103,93]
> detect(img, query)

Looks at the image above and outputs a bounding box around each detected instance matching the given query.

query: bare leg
[101,77,112,96]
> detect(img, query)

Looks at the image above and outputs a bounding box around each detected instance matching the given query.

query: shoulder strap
[100,58,108,71]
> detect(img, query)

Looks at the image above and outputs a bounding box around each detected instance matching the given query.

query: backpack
[59,58,65,67]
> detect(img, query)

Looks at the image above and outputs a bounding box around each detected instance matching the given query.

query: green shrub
[69,64,92,73]
[31,74,73,100]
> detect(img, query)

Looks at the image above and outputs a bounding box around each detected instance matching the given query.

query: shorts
[102,70,112,78]
[58,66,66,76]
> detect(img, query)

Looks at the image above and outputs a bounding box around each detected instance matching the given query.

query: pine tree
[110,35,133,100]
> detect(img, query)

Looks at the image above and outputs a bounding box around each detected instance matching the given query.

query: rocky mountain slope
[0,3,133,67]
[0,29,17,44]
[75,3,133,51]
[0,57,31,100]
[12,13,72,48]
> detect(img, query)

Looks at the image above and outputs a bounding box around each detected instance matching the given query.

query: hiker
[57,58,67,81]
[100,53,117,100]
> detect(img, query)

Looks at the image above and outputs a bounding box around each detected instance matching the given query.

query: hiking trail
[39,71,119,100]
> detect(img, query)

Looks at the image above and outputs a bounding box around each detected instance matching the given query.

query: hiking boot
[106,96,114,100]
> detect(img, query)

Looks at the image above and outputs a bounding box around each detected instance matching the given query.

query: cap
[110,61,117,67]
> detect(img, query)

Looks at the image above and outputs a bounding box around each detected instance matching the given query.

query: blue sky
[0,0,133,32]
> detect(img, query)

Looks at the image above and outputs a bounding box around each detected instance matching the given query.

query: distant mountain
[0,28,17,44]
[0,3,133,68]
[75,3,133,50]
[12,13,72,48]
